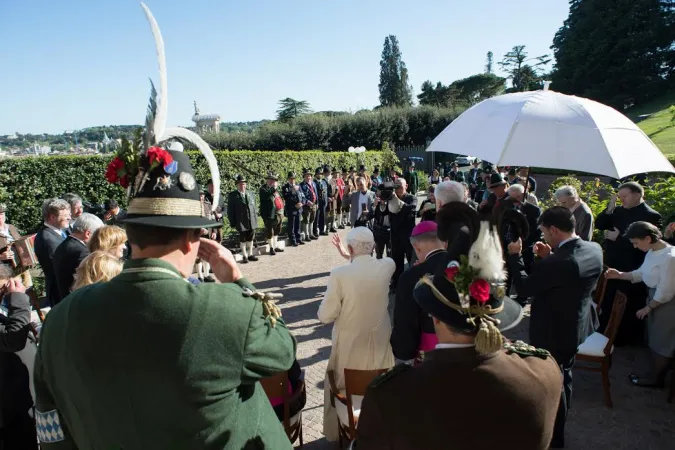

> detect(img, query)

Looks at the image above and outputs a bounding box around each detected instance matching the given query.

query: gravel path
[239,229,674,450]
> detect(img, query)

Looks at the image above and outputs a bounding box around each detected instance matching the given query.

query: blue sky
[0,0,571,135]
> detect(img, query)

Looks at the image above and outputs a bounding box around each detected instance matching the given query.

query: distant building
[191,101,221,134]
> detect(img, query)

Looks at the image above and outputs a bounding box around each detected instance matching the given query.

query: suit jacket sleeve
[33,319,78,448]
[577,210,594,241]
[390,270,421,361]
[318,271,342,324]
[649,210,663,230]
[594,208,613,230]
[241,299,296,383]
[0,292,30,352]
[507,253,565,299]
[353,388,391,450]
[226,193,236,227]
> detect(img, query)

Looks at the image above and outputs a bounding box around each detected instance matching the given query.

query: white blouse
[631,245,675,304]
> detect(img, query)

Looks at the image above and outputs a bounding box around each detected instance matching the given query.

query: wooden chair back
[602,291,627,356]
[594,266,609,311]
[343,368,389,437]
[260,370,304,444]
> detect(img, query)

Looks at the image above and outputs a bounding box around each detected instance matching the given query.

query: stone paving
[238,229,674,450]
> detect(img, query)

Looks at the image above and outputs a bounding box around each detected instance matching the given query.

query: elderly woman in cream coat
[318,227,395,442]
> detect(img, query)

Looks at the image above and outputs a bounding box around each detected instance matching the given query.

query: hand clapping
[507,238,522,255]
[533,241,552,258]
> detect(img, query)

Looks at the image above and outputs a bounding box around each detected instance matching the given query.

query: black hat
[315,167,322,175]
[349,166,356,172]
[235,174,246,184]
[498,200,530,242]
[414,206,523,354]
[323,166,331,174]
[266,171,278,181]
[302,168,312,176]
[488,173,507,188]
[287,171,296,179]
[331,167,338,173]
[359,165,366,172]
[373,167,380,174]
[119,150,220,229]
[341,167,348,174]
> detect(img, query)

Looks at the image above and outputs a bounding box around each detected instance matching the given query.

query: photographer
[370,182,396,259]
[0,266,38,449]
[389,179,418,289]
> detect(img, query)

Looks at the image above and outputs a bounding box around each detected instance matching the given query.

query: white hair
[434,181,465,206]
[555,185,579,200]
[71,213,104,233]
[346,226,375,256]
[507,184,525,197]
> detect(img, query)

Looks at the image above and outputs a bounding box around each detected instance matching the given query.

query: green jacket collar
[122,258,184,279]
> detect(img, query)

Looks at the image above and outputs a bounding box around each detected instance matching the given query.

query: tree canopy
[276,98,312,122]
[499,45,551,92]
[418,74,505,107]
[551,0,675,109]
[379,35,414,107]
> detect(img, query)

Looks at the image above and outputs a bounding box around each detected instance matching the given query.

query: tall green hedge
[0,151,386,233]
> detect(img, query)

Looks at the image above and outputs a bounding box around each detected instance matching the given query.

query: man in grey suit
[555,186,594,241]
[349,176,375,227]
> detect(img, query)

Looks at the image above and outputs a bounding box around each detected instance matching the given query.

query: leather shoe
[248,255,259,262]
[269,248,276,256]
[298,241,305,245]
[275,248,284,253]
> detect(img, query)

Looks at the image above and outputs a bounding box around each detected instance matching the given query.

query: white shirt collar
[435,343,474,350]
[558,235,579,248]
[44,222,64,235]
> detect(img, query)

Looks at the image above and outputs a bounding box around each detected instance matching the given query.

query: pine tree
[379,35,413,107]
[276,98,312,122]
[499,45,550,92]
[551,0,675,109]
[485,51,494,74]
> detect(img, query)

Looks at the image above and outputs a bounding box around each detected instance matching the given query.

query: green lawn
[626,91,675,157]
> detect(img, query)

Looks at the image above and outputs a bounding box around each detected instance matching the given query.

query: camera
[378,182,395,201]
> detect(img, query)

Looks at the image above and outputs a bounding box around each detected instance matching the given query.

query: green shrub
[0,151,386,233]
[540,175,675,242]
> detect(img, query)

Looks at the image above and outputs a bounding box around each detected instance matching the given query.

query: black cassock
[595,202,662,346]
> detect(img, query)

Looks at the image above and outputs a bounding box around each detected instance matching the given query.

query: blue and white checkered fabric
[35,409,65,443]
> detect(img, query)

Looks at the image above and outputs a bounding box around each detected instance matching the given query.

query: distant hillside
[628,91,675,157]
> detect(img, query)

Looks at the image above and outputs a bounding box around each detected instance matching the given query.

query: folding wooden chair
[577,291,627,407]
[327,368,388,448]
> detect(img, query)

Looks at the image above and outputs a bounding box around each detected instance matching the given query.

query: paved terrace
[239,228,674,450]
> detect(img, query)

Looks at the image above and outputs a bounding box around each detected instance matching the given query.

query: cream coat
[318,254,396,441]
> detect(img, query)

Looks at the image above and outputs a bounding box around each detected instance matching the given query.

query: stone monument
[191,101,221,134]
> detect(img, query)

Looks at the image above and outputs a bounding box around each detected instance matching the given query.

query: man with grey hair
[555,185,594,241]
[62,193,84,224]
[321,227,395,442]
[35,198,72,306]
[434,180,466,210]
[52,213,104,303]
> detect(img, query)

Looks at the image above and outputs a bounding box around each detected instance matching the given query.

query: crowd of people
[1,151,674,449]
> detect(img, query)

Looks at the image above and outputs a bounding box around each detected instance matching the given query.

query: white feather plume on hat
[469,222,507,282]
[139,2,220,210]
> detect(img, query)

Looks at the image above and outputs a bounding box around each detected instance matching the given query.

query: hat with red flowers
[414,210,523,354]
[104,3,221,229]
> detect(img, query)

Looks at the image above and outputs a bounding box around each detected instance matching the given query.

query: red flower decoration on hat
[119,175,130,189]
[469,279,491,304]
[105,157,126,185]
[147,147,173,168]
[444,266,459,281]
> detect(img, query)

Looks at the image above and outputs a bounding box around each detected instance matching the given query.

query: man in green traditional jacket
[404,162,419,195]
[33,148,297,449]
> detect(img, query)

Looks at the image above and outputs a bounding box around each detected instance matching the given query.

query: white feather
[140,2,168,141]
[160,127,220,211]
[469,221,506,282]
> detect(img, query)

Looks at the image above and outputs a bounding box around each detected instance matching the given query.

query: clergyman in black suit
[390,221,446,363]
[507,206,603,448]
[34,198,71,307]
[53,213,104,303]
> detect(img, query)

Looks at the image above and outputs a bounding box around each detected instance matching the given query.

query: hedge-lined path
[238,226,675,449]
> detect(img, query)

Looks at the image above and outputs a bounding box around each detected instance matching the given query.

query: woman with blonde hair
[88,225,127,258]
[72,251,123,291]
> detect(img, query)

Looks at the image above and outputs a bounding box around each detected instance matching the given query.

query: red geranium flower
[147,146,174,167]
[469,279,491,303]
[444,266,459,281]
[119,175,130,189]
[105,157,125,184]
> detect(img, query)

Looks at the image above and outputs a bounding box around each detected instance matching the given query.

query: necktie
[308,184,316,202]
[60,230,67,239]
